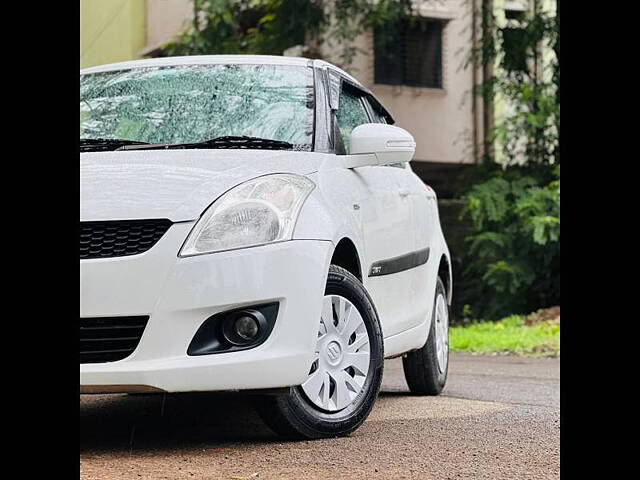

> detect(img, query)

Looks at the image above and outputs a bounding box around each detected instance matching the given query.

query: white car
[80,55,452,439]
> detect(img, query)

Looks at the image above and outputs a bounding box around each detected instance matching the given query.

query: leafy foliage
[161,0,325,57]
[461,166,559,319]
[458,2,559,320]
[487,4,560,166]
[160,0,413,66]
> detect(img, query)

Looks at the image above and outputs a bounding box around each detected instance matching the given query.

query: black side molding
[368,247,430,277]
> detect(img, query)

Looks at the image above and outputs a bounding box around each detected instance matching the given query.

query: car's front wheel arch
[330,237,363,282]
[253,264,384,439]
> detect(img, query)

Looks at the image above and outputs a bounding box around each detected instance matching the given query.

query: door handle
[399,189,410,198]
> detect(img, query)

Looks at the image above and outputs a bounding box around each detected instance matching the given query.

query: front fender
[293,171,366,267]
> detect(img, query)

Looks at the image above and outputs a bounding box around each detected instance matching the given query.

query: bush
[460,166,559,319]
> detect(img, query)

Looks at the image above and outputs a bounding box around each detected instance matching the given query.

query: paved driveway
[80,353,559,479]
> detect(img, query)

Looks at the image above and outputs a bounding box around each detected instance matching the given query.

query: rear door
[398,162,438,333]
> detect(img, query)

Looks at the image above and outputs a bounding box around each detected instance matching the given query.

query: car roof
[80,55,362,85]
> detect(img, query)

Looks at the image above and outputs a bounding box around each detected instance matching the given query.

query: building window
[502,4,529,73]
[374,19,444,89]
[505,9,526,21]
[502,27,529,72]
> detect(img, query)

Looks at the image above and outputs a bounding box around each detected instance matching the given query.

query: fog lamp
[188,303,279,356]
[234,315,260,340]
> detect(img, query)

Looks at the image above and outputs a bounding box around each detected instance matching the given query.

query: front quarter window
[335,89,370,154]
[80,64,315,150]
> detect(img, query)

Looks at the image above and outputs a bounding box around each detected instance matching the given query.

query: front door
[334,85,415,338]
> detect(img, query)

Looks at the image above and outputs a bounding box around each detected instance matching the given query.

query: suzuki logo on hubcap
[326,341,342,363]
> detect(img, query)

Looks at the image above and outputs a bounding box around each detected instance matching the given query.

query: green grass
[450,314,560,357]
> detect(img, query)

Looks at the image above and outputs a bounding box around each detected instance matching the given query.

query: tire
[254,265,384,439]
[402,277,449,395]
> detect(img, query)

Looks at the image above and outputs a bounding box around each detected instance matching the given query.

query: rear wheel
[254,265,384,439]
[402,277,449,395]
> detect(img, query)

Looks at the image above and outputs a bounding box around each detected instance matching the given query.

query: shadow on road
[80,390,411,453]
[80,392,279,453]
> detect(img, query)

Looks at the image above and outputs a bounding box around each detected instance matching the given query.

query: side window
[335,88,370,154]
[365,98,388,124]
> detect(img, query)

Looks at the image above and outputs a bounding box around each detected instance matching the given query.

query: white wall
[145,0,192,50]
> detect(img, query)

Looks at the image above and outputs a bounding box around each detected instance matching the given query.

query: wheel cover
[301,295,371,412]
[435,293,449,373]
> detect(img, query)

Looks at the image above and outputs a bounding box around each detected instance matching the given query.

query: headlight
[179,173,315,256]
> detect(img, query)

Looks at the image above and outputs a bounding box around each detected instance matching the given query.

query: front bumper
[80,222,333,392]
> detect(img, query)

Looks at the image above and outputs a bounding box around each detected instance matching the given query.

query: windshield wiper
[116,136,294,151]
[80,138,150,152]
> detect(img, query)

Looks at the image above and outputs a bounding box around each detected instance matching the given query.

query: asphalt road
[80,354,560,479]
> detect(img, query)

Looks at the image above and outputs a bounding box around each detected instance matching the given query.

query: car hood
[80,149,327,222]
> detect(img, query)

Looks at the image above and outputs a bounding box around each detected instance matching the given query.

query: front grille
[80,316,149,364]
[80,219,172,259]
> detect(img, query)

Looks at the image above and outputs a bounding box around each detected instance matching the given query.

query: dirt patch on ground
[525,306,560,326]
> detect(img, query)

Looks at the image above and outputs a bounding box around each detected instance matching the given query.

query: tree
[160,0,414,67]
[460,0,560,319]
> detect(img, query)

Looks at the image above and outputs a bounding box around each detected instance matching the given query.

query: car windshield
[80,64,315,150]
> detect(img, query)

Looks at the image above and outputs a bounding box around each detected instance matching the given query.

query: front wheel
[402,277,449,395]
[254,265,384,439]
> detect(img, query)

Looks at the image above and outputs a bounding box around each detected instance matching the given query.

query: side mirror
[350,124,416,165]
